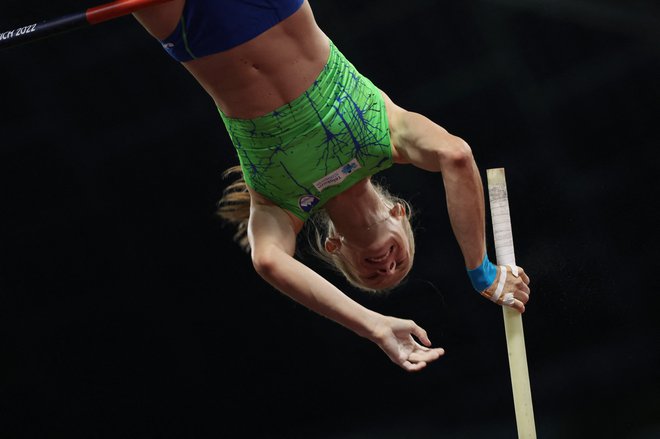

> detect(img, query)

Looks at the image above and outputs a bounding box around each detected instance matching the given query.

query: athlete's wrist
[466,252,497,292]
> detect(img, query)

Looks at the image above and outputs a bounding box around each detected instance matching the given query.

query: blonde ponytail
[216,165,251,252]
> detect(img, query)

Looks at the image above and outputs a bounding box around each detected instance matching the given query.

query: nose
[377,259,397,275]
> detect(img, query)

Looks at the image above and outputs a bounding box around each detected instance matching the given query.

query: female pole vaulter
[1,0,531,372]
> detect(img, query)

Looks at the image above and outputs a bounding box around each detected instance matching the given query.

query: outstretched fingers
[408,346,445,364]
[407,322,445,369]
[409,322,432,347]
[402,360,427,372]
[382,318,445,371]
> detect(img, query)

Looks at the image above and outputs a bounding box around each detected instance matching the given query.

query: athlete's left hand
[481,265,531,313]
[370,316,445,372]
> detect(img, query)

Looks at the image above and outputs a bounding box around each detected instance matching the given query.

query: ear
[324,237,342,254]
[390,202,405,218]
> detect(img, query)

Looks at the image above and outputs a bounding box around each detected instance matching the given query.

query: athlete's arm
[381,91,530,310]
[384,91,487,269]
[247,201,444,371]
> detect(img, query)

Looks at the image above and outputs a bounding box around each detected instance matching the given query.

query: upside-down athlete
[132,0,531,372]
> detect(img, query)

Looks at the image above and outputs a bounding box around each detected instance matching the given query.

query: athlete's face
[334,204,413,290]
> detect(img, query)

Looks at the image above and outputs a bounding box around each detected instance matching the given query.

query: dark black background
[1,1,659,438]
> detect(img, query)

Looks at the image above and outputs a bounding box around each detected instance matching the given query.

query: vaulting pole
[486,168,537,438]
[0,0,174,51]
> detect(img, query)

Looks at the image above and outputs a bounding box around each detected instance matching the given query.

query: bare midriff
[136,1,330,120]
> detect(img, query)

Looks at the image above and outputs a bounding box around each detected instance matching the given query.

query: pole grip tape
[490,264,518,306]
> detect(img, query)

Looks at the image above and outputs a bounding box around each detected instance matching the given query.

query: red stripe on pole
[86,0,174,25]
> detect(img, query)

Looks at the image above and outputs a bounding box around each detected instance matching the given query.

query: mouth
[365,245,394,263]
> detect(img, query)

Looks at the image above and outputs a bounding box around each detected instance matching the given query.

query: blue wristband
[466,253,497,292]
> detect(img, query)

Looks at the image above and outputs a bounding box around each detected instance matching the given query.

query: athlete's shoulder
[132,0,185,41]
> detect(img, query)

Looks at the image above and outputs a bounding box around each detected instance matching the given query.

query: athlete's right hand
[369,316,445,372]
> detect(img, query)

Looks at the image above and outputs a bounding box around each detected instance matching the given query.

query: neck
[324,179,388,234]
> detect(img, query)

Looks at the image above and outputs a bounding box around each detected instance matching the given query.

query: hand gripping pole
[486,168,537,438]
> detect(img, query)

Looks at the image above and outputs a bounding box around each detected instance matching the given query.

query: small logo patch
[299,195,320,212]
[313,158,362,192]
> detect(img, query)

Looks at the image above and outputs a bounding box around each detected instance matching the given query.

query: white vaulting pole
[486,168,537,438]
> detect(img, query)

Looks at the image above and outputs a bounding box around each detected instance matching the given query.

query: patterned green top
[219,40,393,222]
